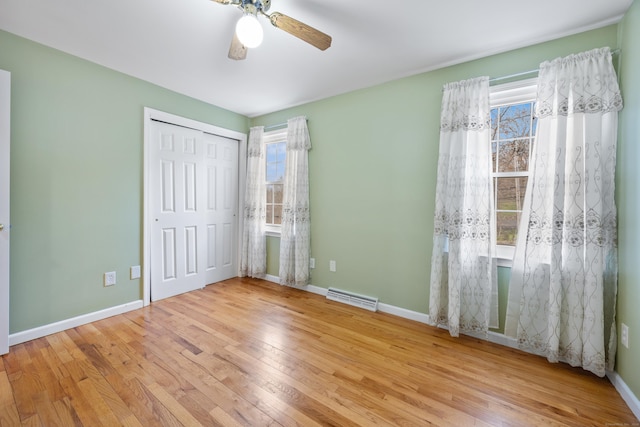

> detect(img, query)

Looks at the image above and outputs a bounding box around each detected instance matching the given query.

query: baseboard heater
[326,287,378,312]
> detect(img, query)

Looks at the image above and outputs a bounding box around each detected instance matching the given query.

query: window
[490,78,537,261]
[264,129,287,233]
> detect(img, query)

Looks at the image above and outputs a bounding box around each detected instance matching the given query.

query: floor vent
[326,288,378,312]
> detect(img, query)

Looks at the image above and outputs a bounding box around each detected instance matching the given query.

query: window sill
[265,227,281,238]
[496,245,515,268]
[442,243,515,267]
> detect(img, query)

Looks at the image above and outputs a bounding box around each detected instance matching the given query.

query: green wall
[266,236,280,277]
[616,0,640,401]
[0,30,248,332]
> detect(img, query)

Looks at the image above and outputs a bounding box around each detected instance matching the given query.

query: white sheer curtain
[240,126,267,278]
[279,116,311,287]
[429,76,498,337]
[505,47,623,376]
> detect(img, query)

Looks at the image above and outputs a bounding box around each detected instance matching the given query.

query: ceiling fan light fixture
[235,13,263,49]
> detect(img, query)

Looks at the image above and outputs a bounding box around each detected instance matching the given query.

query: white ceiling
[0,0,633,117]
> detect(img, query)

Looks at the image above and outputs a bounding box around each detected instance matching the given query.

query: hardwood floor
[0,277,637,426]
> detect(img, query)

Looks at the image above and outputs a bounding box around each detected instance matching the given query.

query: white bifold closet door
[150,121,239,301]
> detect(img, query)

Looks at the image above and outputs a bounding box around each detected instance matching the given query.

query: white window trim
[264,128,287,236]
[490,77,538,267]
[489,77,538,107]
[265,228,281,237]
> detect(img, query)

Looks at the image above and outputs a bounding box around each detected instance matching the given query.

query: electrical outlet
[104,271,116,287]
[329,260,336,272]
[621,323,629,349]
[309,258,315,269]
[130,265,141,279]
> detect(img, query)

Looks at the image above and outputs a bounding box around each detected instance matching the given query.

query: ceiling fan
[211,0,332,60]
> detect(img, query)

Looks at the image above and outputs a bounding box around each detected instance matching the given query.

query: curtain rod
[263,122,287,131]
[489,69,538,83]
[263,118,308,131]
[489,48,620,84]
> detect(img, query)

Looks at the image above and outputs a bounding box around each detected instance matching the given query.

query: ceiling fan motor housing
[240,0,270,13]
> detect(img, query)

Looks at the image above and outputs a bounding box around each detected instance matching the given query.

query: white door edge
[0,70,10,354]
[142,108,247,306]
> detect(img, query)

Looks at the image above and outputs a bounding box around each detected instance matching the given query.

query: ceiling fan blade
[228,32,248,60]
[268,12,332,51]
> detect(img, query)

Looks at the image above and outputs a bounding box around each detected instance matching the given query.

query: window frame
[263,128,287,236]
[489,78,538,266]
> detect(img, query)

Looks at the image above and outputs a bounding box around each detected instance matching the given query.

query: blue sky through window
[266,141,286,182]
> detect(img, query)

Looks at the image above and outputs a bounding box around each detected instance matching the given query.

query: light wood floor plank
[0,371,21,426]
[1,277,637,426]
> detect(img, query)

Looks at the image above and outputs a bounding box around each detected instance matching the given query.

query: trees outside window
[490,82,537,247]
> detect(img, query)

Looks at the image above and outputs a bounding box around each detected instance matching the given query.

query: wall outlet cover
[130,265,141,279]
[104,271,116,287]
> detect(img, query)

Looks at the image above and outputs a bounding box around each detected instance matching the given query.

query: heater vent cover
[326,287,378,312]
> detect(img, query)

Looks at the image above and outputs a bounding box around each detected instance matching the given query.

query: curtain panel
[506,47,623,376]
[240,126,267,278]
[279,116,311,287]
[429,76,498,337]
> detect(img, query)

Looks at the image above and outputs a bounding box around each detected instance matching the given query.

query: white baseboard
[436,325,519,350]
[267,275,430,323]
[304,284,328,296]
[264,274,279,284]
[607,370,640,420]
[487,331,519,349]
[378,302,430,324]
[9,300,144,346]
[265,274,328,297]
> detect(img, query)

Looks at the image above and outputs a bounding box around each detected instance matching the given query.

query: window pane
[491,93,536,248]
[266,204,273,224]
[266,163,278,182]
[277,142,286,161]
[498,139,530,172]
[273,184,283,204]
[264,136,286,227]
[497,212,521,246]
[496,177,528,210]
[277,142,286,180]
[491,108,499,141]
[266,143,277,162]
[499,103,532,139]
[276,163,285,182]
[273,205,282,225]
[266,141,286,183]
[266,184,273,203]
[491,140,497,173]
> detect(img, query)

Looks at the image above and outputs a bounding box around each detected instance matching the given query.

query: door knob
[0,224,3,231]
